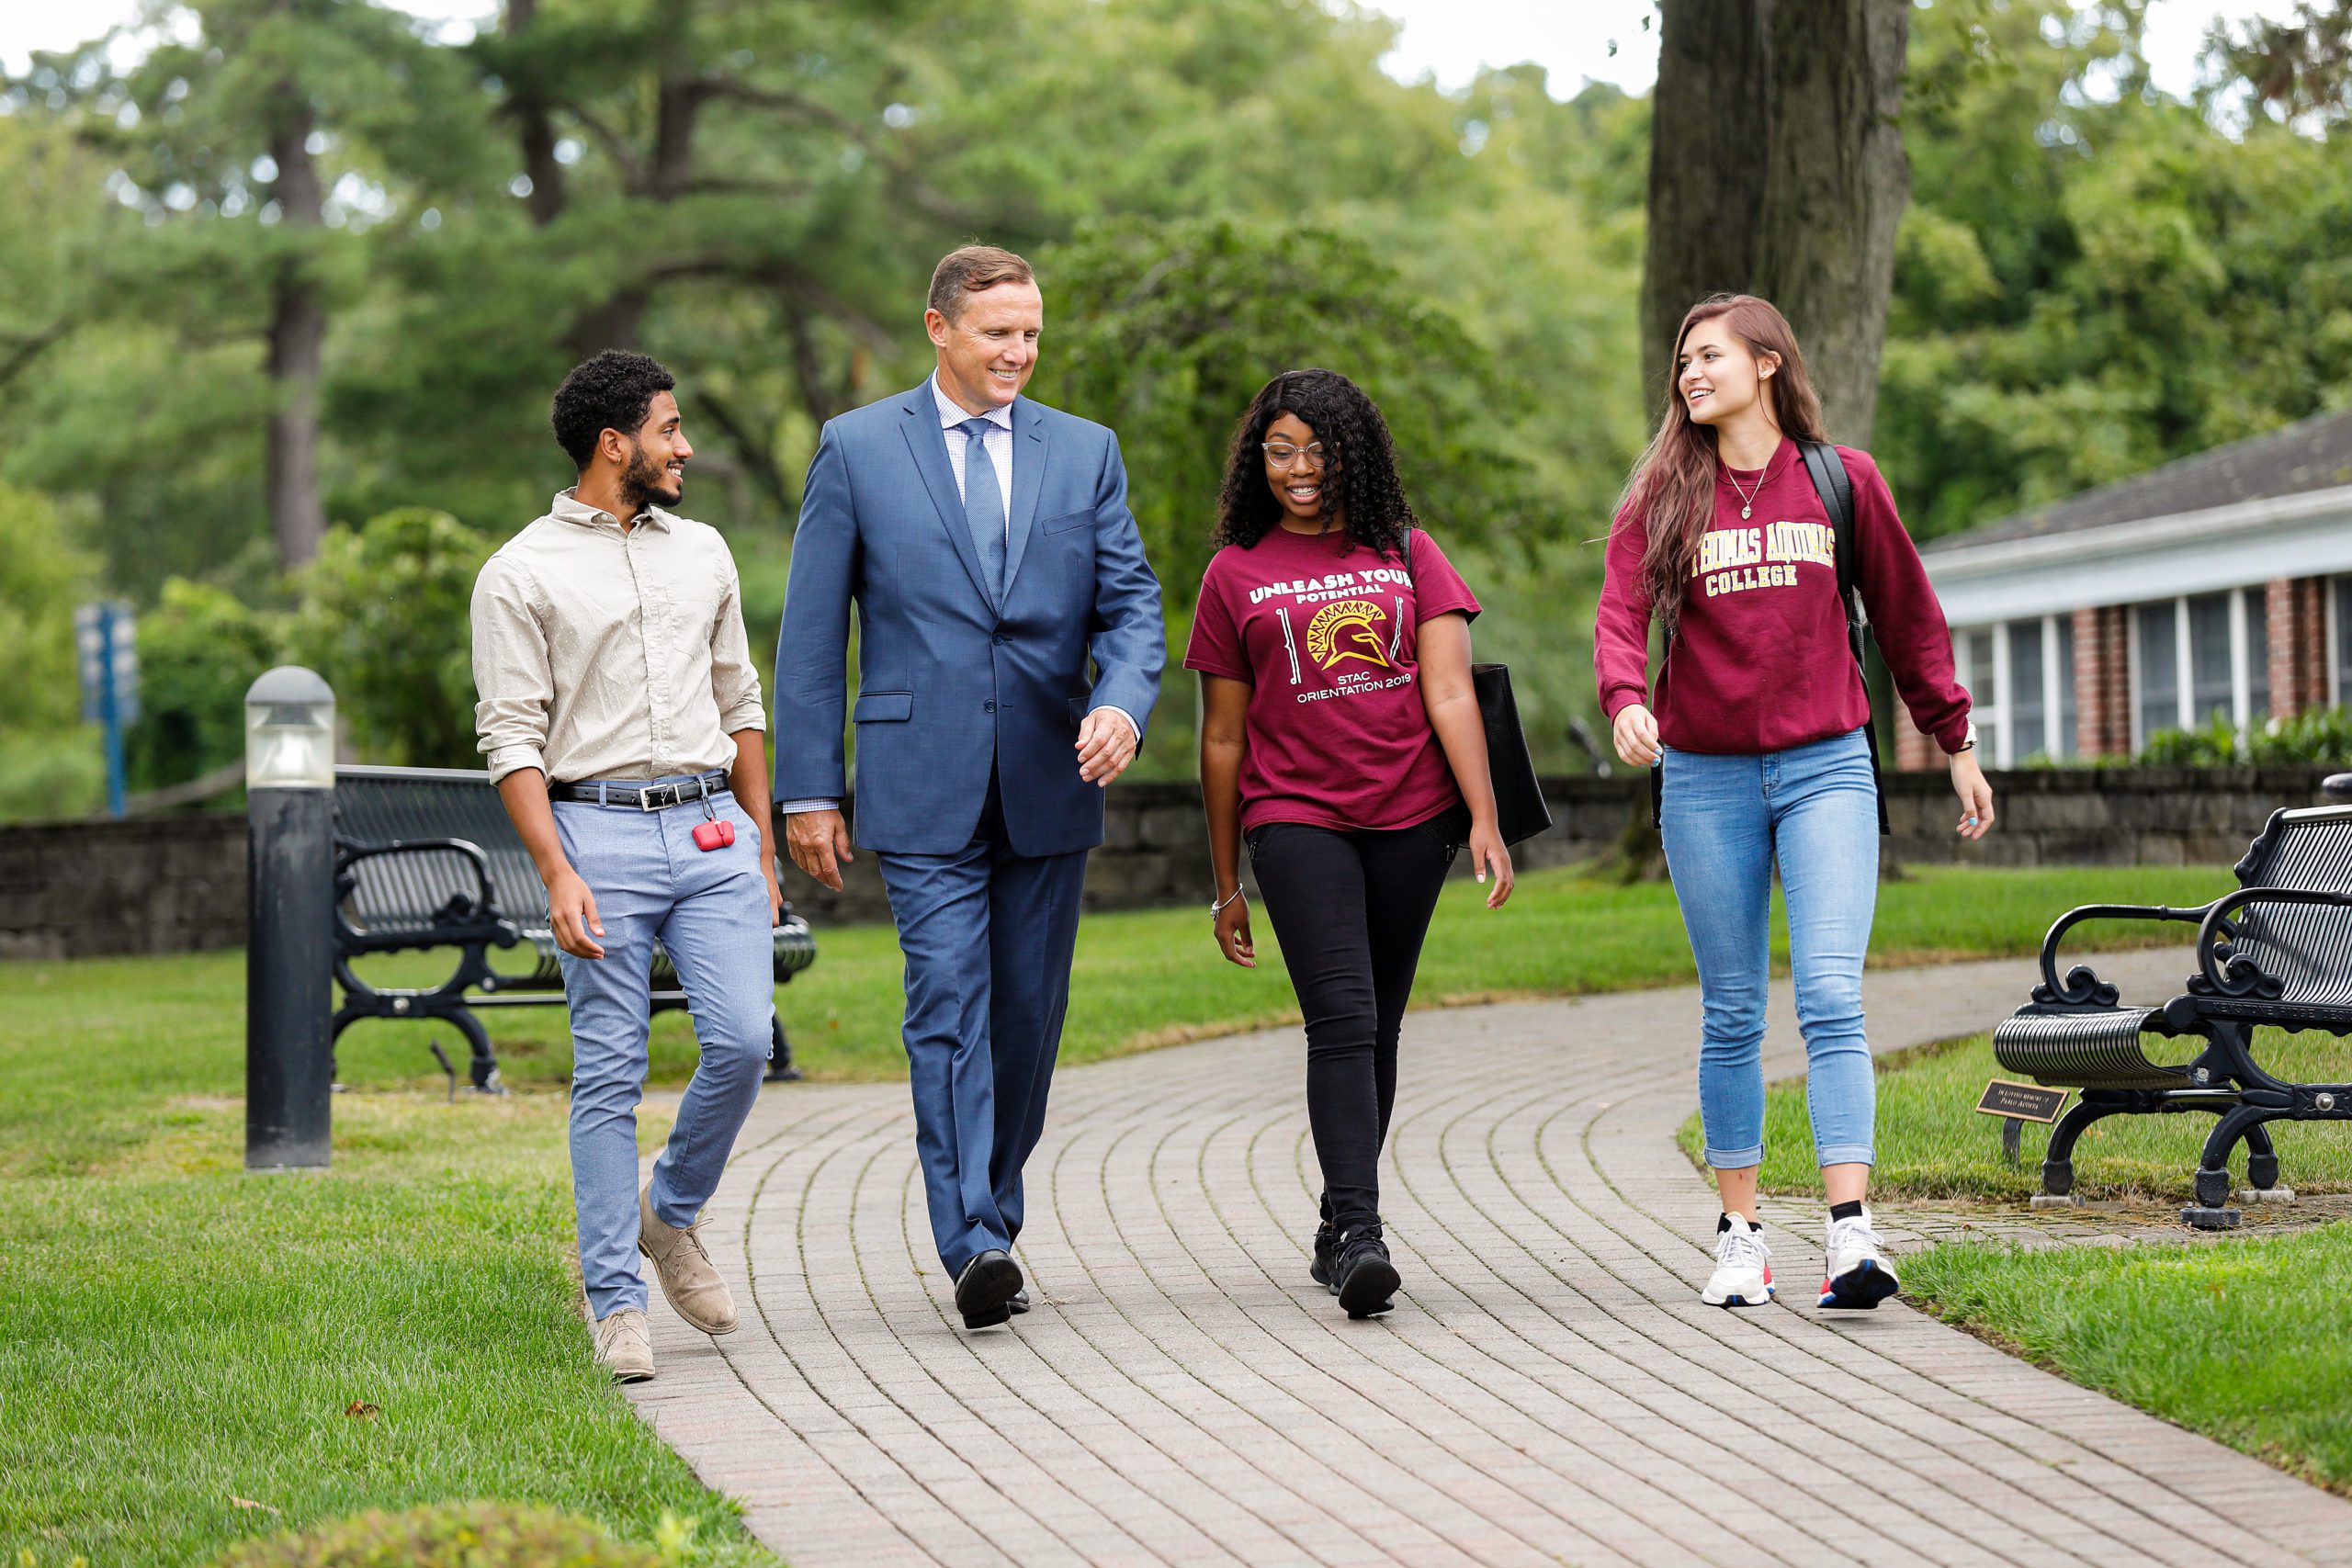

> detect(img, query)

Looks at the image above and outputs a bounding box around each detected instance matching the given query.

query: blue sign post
[75,601,140,818]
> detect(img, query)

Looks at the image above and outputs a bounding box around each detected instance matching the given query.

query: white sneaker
[1820,1208,1900,1310]
[1702,1215,1775,1307]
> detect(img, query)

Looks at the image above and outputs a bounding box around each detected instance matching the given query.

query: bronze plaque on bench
[1975,1079,2069,1123]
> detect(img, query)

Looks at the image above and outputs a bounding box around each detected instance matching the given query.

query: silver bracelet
[1211,887,1246,915]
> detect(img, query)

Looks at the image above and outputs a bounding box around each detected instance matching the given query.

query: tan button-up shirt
[471,490,765,785]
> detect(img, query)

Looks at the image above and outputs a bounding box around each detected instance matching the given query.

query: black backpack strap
[1797,439,1890,836]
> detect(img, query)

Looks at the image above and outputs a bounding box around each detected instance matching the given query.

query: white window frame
[2333,574,2347,708]
[2129,588,2275,748]
[1956,624,2001,764]
[1958,615,2074,766]
[2042,614,2068,761]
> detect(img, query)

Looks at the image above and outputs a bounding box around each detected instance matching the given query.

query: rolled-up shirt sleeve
[471,557,555,784]
[711,554,767,735]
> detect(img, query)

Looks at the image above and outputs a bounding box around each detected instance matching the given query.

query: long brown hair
[1618,294,1826,629]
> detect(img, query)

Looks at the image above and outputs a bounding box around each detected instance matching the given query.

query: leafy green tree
[0,485,103,819]
[1883,0,2352,539]
[1038,218,1539,608]
[289,506,492,766]
[15,0,493,576]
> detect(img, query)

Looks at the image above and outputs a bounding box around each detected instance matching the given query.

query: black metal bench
[1992,803,2352,1227]
[330,765,816,1092]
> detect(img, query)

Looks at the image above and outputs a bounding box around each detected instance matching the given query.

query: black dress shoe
[1008,1288,1031,1315]
[955,1248,1023,1330]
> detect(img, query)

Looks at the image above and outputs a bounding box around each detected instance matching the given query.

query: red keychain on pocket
[692,795,734,852]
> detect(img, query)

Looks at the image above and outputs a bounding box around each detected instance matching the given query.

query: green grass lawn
[0,861,2244,1563]
[1684,1028,2352,1202]
[1904,1227,2352,1494]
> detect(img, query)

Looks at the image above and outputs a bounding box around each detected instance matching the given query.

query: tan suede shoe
[639,1188,740,1335]
[594,1306,655,1382]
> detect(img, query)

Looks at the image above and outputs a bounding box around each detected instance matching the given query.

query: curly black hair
[550,350,676,469]
[1214,368,1419,559]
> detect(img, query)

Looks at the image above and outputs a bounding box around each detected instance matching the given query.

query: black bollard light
[244,667,338,1171]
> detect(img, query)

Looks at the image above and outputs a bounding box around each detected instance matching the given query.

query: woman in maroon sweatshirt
[1592,294,1994,1314]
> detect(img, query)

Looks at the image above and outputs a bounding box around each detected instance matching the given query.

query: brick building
[1892,409,2352,770]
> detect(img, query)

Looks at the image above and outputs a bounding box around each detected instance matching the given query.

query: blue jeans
[553,784,774,1320]
[1659,728,1878,1170]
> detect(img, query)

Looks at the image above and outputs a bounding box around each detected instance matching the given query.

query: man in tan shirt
[471,350,779,1382]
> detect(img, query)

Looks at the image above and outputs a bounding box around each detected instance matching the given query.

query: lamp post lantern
[244,666,337,1170]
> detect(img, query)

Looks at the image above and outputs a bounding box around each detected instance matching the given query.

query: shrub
[210,1500,663,1568]
[2248,705,2352,765]
[290,507,494,767]
[126,577,287,794]
[2137,707,2352,767]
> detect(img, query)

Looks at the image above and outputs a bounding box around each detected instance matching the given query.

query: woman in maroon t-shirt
[1187,367,1514,1321]
[1593,294,1995,1316]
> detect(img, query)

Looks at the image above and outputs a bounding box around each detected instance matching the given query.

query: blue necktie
[956,417,1006,599]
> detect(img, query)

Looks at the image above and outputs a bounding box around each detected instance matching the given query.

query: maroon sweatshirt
[1593,440,1972,756]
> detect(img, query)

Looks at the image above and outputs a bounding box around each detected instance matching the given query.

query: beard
[619,440,683,511]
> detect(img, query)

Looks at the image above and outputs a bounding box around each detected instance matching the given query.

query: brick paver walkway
[628,948,2352,1565]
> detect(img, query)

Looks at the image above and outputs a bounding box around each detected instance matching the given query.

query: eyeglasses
[1261,441,1327,468]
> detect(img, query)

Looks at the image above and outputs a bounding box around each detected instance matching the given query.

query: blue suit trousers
[877,767,1088,1277]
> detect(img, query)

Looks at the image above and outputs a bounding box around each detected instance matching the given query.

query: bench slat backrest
[2229,805,2352,1008]
[334,766,552,934]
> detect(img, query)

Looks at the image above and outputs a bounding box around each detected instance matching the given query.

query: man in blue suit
[774,245,1164,1330]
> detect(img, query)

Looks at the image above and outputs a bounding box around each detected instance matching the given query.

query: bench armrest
[334,836,520,949]
[2194,886,2352,999]
[2031,901,2216,1007]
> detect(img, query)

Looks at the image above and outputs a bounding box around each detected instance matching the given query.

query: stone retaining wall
[2,764,2336,959]
[0,811,249,961]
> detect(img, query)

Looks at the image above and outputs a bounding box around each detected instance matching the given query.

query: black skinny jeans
[1246,804,1467,1235]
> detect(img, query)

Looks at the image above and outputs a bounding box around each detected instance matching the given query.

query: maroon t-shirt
[1185,526,1480,832]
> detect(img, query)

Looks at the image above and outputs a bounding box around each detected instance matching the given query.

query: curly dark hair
[1214,368,1419,559]
[549,350,676,469]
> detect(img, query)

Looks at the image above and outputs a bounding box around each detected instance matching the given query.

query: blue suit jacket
[772,384,1164,857]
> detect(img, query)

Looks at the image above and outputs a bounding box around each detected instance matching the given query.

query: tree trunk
[506,0,568,227]
[1641,0,1909,446]
[570,290,648,356]
[1641,0,1773,411]
[1754,0,1911,446]
[266,98,328,570]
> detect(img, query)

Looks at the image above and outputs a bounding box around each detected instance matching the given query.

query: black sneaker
[1333,1224,1399,1320]
[1308,1193,1339,1295]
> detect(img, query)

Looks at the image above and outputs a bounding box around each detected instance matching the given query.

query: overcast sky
[0,1,2289,108]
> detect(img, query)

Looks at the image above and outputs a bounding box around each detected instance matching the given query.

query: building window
[1960,626,1997,761]
[2008,620,2046,759]
[2247,589,2270,719]
[2188,592,2234,726]
[1952,615,2076,766]
[2336,576,2352,705]
[2136,601,2179,745]
[2132,586,2278,747]
[2055,615,2078,757]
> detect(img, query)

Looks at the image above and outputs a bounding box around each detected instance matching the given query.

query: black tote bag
[1474,662,1554,847]
[1400,528,1552,847]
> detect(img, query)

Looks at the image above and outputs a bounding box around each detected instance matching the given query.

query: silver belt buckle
[637,784,670,812]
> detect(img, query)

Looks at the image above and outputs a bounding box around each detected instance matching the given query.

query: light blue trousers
[1659,728,1879,1170]
[553,786,773,1320]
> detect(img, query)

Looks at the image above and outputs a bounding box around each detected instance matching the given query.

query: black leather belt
[548,770,730,811]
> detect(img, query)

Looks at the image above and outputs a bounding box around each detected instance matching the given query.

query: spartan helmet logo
[1305,599,1392,672]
